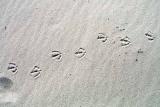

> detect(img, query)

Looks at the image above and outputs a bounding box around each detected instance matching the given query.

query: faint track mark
[137,48,143,54]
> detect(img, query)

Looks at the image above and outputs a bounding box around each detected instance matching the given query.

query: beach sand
[0,0,160,106]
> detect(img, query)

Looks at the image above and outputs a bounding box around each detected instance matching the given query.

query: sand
[0,0,160,107]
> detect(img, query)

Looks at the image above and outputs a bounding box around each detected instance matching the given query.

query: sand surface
[0,0,160,107]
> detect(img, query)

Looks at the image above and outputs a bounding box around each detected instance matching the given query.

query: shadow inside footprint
[0,77,13,90]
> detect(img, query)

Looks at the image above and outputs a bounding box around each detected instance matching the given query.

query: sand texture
[0,0,160,107]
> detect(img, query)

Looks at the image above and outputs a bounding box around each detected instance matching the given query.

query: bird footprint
[120,36,131,46]
[50,51,62,61]
[75,48,86,58]
[145,31,155,41]
[7,63,18,74]
[97,33,108,43]
[30,66,41,79]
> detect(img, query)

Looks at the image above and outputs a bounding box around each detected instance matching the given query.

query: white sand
[0,0,160,107]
